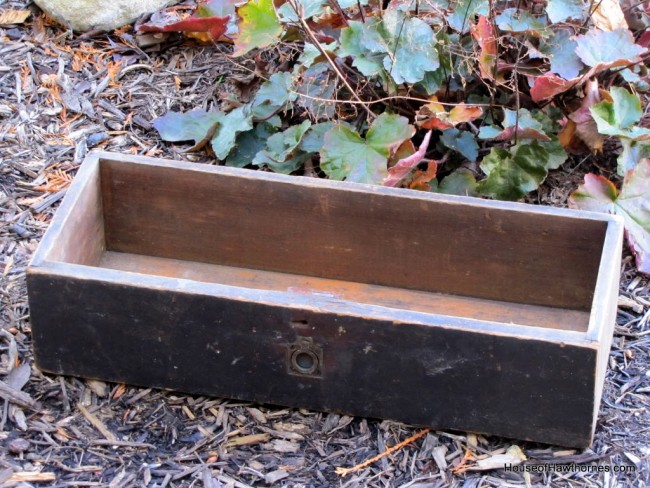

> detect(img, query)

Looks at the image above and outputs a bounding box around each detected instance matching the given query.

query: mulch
[1,1,649,486]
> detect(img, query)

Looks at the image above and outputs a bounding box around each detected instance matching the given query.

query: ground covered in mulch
[1,1,649,486]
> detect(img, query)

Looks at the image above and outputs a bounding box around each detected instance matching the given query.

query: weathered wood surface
[100,156,608,309]
[28,270,599,447]
[27,151,625,448]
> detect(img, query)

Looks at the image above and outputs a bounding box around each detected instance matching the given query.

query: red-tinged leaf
[638,31,650,48]
[384,131,432,187]
[448,104,484,125]
[567,79,607,152]
[530,74,577,102]
[139,15,230,41]
[570,160,650,274]
[472,16,497,80]
[409,161,438,191]
[416,101,483,130]
[388,139,417,167]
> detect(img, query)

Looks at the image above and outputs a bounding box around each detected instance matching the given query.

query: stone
[33,0,179,32]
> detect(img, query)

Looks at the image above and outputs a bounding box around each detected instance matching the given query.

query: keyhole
[291,349,319,375]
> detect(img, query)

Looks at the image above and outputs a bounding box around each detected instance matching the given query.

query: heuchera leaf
[485,108,551,141]
[496,8,548,35]
[409,161,438,191]
[436,169,478,196]
[574,28,646,69]
[567,79,606,152]
[590,87,650,174]
[590,87,646,135]
[338,20,386,78]
[225,121,278,168]
[478,141,566,200]
[252,72,296,120]
[210,106,254,160]
[138,15,230,41]
[276,0,327,22]
[530,73,577,102]
[538,28,583,80]
[253,120,312,174]
[233,0,283,57]
[296,62,336,120]
[448,0,488,34]
[320,113,415,184]
[416,101,483,129]
[472,15,497,79]
[153,109,221,146]
[440,128,479,161]
[198,0,240,36]
[384,130,433,187]
[569,160,650,273]
[380,9,439,84]
[339,10,439,84]
[546,0,584,23]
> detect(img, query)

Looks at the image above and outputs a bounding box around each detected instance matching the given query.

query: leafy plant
[143,0,650,272]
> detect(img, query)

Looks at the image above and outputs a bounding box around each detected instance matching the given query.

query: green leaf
[436,170,478,196]
[541,29,583,79]
[233,0,282,57]
[320,113,414,184]
[153,109,221,146]
[379,9,440,84]
[478,142,560,200]
[569,160,650,273]
[338,20,386,78]
[210,106,254,160]
[591,87,643,133]
[276,0,326,22]
[478,125,502,139]
[619,140,650,175]
[225,122,277,168]
[253,120,312,174]
[299,122,337,153]
[252,72,296,120]
[447,0,488,33]
[574,28,646,68]
[296,62,336,120]
[440,129,479,161]
[496,8,547,34]
[546,0,584,23]
[338,0,369,6]
[339,10,439,84]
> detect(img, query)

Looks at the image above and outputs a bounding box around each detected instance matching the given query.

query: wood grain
[99,158,608,310]
[100,251,591,332]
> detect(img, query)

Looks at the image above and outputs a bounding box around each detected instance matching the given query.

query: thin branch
[336,428,430,477]
[290,0,376,120]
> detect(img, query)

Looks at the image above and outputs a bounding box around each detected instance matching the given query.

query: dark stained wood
[27,151,626,448]
[100,251,591,332]
[27,270,599,447]
[100,157,607,310]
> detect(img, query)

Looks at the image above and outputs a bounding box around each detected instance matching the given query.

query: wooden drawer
[27,151,624,447]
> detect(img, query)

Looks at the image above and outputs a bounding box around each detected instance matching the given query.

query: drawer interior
[45,157,610,332]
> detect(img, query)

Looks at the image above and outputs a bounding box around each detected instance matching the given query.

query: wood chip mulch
[0,1,649,486]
